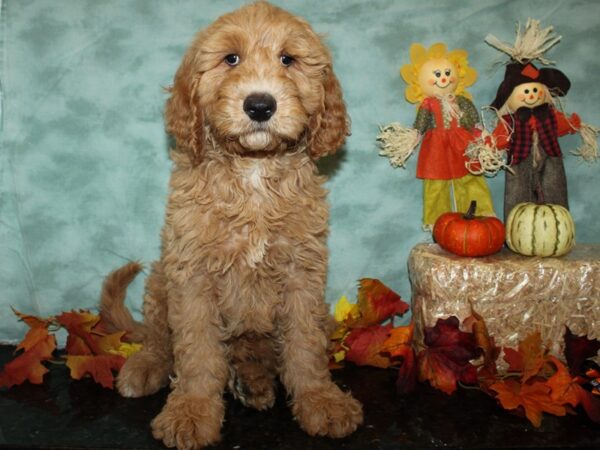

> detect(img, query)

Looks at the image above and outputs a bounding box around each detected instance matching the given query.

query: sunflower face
[400,43,477,104]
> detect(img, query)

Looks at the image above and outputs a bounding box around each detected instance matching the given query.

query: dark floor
[0,346,599,450]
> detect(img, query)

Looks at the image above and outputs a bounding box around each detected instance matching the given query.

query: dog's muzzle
[243,93,277,122]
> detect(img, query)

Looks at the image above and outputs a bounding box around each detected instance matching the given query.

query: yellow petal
[400,64,417,85]
[427,42,448,60]
[405,85,423,104]
[409,43,427,66]
[448,48,468,62]
[462,66,478,87]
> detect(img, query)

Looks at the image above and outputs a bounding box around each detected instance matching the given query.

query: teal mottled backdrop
[1,0,599,342]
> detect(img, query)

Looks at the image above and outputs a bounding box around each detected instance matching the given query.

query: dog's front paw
[292,384,363,438]
[151,394,224,450]
[116,350,170,398]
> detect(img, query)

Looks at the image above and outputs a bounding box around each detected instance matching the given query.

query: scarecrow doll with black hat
[473,19,598,220]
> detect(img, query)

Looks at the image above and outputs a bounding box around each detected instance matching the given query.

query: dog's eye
[224,54,240,66]
[280,54,294,67]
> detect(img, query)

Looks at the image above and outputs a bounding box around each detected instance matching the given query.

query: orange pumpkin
[433,201,505,257]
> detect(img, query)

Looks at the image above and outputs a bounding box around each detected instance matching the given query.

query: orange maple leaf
[381,322,414,358]
[381,322,417,394]
[65,354,126,389]
[546,356,580,408]
[11,307,54,329]
[57,310,103,355]
[354,279,409,328]
[490,378,567,427]
[504,332,547,382]
[0,328,56,388]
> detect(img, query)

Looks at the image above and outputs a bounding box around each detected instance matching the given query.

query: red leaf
[417,317,478,394]
[0,329,56,388]
[574,383,600,423]
[564,327,600,376]
[344,324,394,368]
[65,354,126,389]
[396,347,417,394]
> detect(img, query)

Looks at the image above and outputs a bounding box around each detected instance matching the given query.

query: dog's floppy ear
[308,67,349,158]
[165,52,204,166]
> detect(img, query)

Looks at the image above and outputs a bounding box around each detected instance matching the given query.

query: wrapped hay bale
[409,243,600,369]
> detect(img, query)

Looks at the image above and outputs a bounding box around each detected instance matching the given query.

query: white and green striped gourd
[505,202,575,257]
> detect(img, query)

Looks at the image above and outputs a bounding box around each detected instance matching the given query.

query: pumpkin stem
[464,200,477,220]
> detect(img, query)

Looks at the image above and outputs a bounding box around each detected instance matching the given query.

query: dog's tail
[99,262,145,343]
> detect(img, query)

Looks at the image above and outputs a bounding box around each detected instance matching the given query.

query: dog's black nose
[243,93,277,122]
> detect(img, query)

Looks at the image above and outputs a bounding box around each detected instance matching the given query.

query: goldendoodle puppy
[99,2,363,449]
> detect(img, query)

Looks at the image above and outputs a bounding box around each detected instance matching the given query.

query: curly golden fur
[99,2,362,449]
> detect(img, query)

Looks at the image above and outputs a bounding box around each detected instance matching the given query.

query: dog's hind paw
[292,383,363,438]
[116,351,170,398]
[151,394,224,450]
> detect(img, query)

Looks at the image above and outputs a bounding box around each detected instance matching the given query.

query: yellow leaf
[333,350,346,363]
[111,342,143,358]
[333,295,359,323]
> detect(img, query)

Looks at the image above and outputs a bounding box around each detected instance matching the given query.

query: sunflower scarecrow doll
[467,19,599,219]
[378,43,495,229]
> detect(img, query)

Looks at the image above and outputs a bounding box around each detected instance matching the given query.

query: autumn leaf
[329,280,409,368]
[57,311,103,355]
[65,354,126,389]
[0,328,56,388]
[381,322,414,358]
[503,332,547,382]
[463,309,499,372]
[417,317,478,395]
[112,342,143,358]
[381,323,417,394]
[11,307,54,329]
[354,279,409,327]
[574,383,600,423]
[545,356,580,408]
[344,324,395,369]
[56,310,100,334]
[56,310,138,388]
[564,327,600,377]
[396,347,417,394]
[490,378,567,427]
[333,295,360,323]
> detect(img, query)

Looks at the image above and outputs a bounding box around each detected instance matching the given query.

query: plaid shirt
[504,104,562,165]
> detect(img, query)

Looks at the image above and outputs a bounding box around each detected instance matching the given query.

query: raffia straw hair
[465,135,512,176]
[571,122,600,163]
[376,123,420,168]
[485,18,562,65]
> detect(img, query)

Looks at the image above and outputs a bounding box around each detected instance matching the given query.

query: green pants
[422,174,495,227]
